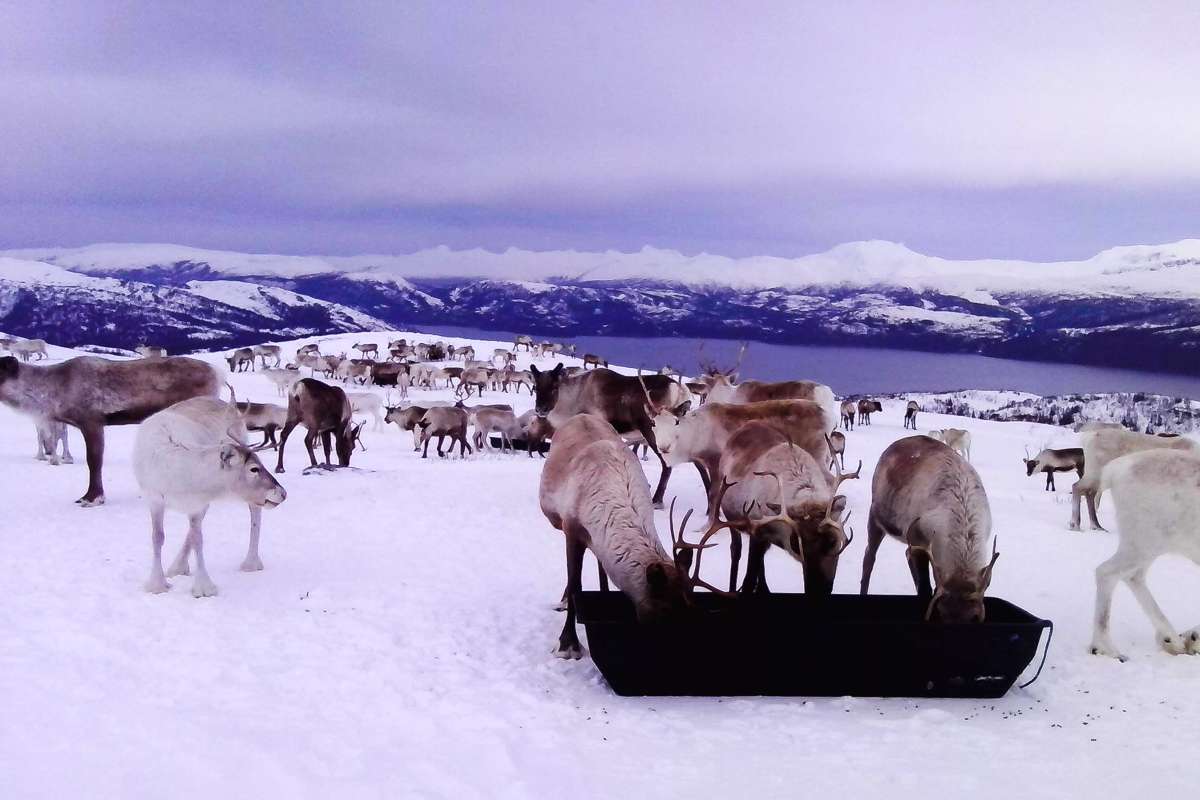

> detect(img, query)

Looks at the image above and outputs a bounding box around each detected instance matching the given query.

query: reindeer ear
[529,364,540,377]
[218,443,240,469]
[552,363,564,376]
[671,400,692,417]
[904,517,930,550]
[645,562,670,593]
[827,495,848,521]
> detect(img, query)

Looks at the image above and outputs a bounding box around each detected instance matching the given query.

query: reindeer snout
[265,482,287,507]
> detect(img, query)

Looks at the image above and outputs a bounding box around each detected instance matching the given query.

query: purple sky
[2,2,1199,260]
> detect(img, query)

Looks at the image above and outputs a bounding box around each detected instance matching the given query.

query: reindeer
[903,400,919,430]
[860,435,999,623]
[857,398,883,426]
[10,339,48,362]
[253,344,282,368]
[1088,449,1200,660]
[294,352,324,376]
[501,366,533,395]
[296,343,321,358]
[0,355,219,505]
[318,353,344,378]
[928,428,971,461]
[370,361,409,388]
[697,342,747,403]
[712,422,860,594]
[828,430,846,470]
[416,407,472,459]
[389,345,414,362]
[344,391,385,431]
[385,404,429,451]
[456,367,489,398]
[531,363,692,507]
[353,342,379,360]
[136,345,168,359]
[134,396,286,597]
[456,345,475,362]
[335,360,372,385]
[582,354,608,370]
[1023,446,1084,491]
[539,414,724,658]
[274,379,355,473]
[234,400,289,450]
[491,348,515,368]
[514,334,534,352]
[840,400,856,430]
[517,409,553,458]
[35,418,73,465]
[224,347,255,373]
[473,407,524,453]
[1069,428,1198,531]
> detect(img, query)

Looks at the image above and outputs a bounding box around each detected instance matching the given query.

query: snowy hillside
[5,240,1200,374]
[2,331,1198,798]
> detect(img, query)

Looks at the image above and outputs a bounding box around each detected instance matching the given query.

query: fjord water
[425,325,1200,397]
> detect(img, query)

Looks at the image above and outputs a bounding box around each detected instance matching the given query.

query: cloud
[1,2,1198,258]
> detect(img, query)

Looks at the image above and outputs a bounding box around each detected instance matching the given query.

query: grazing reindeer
[296,343,321,358]
[828,430,846,470]
[335,360,372,385]
[416,407,472,459]
[136,345,168,359]
[582,354,608,370]
[318,353,344,378]
[514,335,534,352]
[226,347,255,373]
[903,400,919,430]
[1023,446,1084,491]
[134,396,286,597]
[928,428,971,461]
[1088,449,1200,660]
[294,352,323,376]
[1069,428,1198,531]
[861,435,999,623]
[234,400,288,450]
[0,355,219,505]
[713,422,860,594]
[456,345,475,362]
[353,342,379,360]
[274,379,355,473]
[539,414,707,658]
[370,361,409,388]
[840,400,856,430]
[385,404,429,451]
[456,366,490,398]
[857,398,882,426]
[11,339,49,361]
[531,363,692,507]
[252,344,282,368]
[35,418,73,465]
[473,407,524,453]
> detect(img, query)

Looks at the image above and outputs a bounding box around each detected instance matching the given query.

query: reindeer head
[907,527,999,624]
[637,561,692,623]
[636,370,692,459]
[0,355,18,387]
[334,420,355,467]
[529,363,565,418]
[220,442,287,508]
[1022,446,1040,476]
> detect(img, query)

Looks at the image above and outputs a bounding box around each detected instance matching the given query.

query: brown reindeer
[531,363,692,507]
[226,347,255,373]
[1023,446,1085,491]
[0,355,219,505]
[857,398,882,426]
[582,354,608,370]
[840,399,856,430]
[416,407,472,459]
[353,342,379,360]
[274,378,354,473]
[903,400,920,430]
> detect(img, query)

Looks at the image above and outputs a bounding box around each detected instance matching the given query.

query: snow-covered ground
[2,331,1198,799]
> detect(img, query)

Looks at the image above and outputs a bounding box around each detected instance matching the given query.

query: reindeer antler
[670,479,741,596]
[636,368,662,414]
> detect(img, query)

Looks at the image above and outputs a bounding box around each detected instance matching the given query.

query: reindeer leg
[1125,567,1188,654]
[859,512,886,595]
[187,510,218,598]
[1085,488,1107,532]
[165,524,193,578]
[727,529,743,593]
[77,424,106,506]
[1068,479,1086,530]
[1090,550,1137,660]
[144,500,170,593]
[321,431,333,467]
[240,504,264,572]
[740,536,769,594]
[597,562,610,592]
[303,430,319,468]
[906,548,933,598]
[555,531,586,659]
[276,420,299,473]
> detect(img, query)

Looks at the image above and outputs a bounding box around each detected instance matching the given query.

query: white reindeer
[133,396,286,597]
[1088,449,1200,660]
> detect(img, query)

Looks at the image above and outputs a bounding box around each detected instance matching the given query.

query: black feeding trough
[574,591,1052,698]
[488,435,549,454]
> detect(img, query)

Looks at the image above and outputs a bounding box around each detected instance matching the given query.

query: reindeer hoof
[1089,642,1127,661]
[76,495,105,507]
[144,577,170,594]
[652,500,665,510]
[1183,629,1200,655]
[239,556,264,572]
[275,467,286,474]
[191,579,219,599]
[553,642,584,660]
[1159,634,1189,655]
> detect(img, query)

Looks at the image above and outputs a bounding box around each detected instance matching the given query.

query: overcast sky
[2,2,1198,260]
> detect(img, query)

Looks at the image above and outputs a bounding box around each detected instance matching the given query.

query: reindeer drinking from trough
[860,435,1000,623]
[1023,446,1084,491]
[1069,428,1198,531]
[710,421,859,595]
[539,414,729,658]
[0,355,219,505]
[134,396,286,597]
[530,363,693,507]
[274,378,355,473]
[1088,449,1200,660]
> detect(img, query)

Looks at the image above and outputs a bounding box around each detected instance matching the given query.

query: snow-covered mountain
[2,240,1200,372]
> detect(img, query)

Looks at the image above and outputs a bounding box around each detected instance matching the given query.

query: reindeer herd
[0,332,1198,666]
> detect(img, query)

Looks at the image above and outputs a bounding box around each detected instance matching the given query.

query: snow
[12,237,1200,299]
[2,331,1199,798]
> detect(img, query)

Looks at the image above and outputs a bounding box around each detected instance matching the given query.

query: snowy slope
[1,332,1197,798]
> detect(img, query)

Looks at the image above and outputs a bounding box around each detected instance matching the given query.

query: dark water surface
[420,325,1200,398]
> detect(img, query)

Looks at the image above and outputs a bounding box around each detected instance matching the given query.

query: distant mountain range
[2,240,1200,374]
